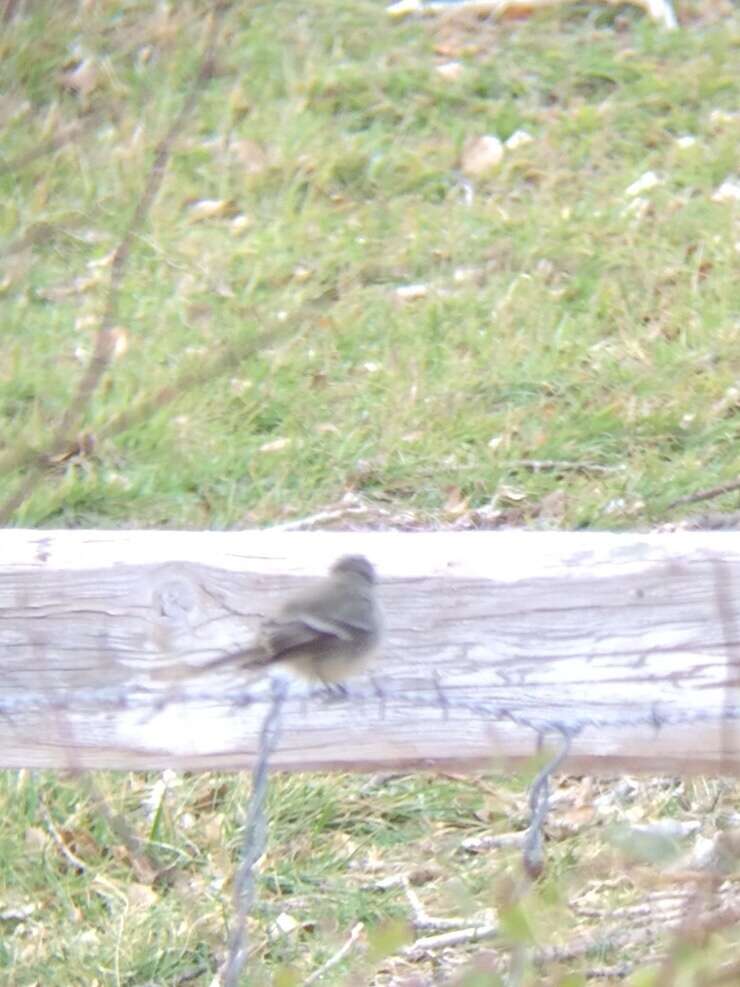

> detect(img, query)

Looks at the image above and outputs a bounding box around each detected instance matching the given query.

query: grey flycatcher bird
[201,554,382,687]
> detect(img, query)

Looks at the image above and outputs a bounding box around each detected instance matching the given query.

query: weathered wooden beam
[1,529,739,774]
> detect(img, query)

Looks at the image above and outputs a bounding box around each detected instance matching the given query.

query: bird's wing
[274,581,376,633]
[260,616,334,658]
[261,597,369,660]
[317,585,376,633]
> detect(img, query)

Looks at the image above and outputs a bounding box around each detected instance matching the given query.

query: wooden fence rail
[1,529,739,773]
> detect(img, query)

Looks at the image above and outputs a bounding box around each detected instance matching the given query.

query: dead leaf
[46,431,97,467]
[268,911,300,939]
[712,178,740,203]
[395,283,428,301]
[709,108,740,127]
[187,199,232,222]
[59,58,100,98]
[37,275,100,302]
[461,135,503,177]
[624,171,663,197]
[444,487,469,517]
[230,378,252,394]
[387,0,422,18]
[109,327,129,359]
[259,437,291,453]
[292,264,312,282]
[231,139,269,175]
[126,883,159,909]
[548,805,597,839]
[505,129,534,150]
[25,827,49,852]
[497,484,527,503]
[230,214,251,234]
[0,904,36,923]
[537,488,567,522]
[436,61,464,81]
[710,386,740,418]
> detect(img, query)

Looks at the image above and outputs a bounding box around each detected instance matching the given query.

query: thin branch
[651,899,740,987]
[0,2,228,524]
[1,0,20,28]
[0,315,305,483]
[40,800,88,873]
[666,478,740,510]
[535,925,659,966]
[583,962,636,980]
[94,330,287,444]
[75,773,159,884]
[460,832,526,853]
[509,459,625,475]
[0,115,101,178]
[302,922,365,986]
[402,913,667,966]
[698,956,740,986]
[389,0,677,31]
[400,874,477,931]
[402,922,499,959]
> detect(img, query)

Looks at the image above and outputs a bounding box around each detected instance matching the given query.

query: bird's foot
[316,681,349,702]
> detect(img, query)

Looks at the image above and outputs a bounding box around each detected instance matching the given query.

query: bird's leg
[317,676,349,701]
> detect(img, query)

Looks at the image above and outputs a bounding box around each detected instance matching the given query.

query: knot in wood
[154,579,197,623]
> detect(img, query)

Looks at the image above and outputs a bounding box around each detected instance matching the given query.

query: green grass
[2,0,739,529]
[2,0,740,983]
[3,768,740,985]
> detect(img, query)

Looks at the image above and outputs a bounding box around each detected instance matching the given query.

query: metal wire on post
[522,726,574,880]
[221,677,287,987]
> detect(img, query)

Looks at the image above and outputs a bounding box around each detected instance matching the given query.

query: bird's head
[331,554,377,584]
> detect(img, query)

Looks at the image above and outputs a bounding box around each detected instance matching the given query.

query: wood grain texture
[1,529,739,773]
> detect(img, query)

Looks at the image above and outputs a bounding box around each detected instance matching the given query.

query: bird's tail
[153,643,267,683]
[194,643,268,674]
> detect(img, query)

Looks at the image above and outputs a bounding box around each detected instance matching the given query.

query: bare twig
[75,773,159,884]
[583,962,636,980]
[698,956,740,986]
[268,504,373,532]
[651,900,740,987]
[402,913,667,966]
[1,0,20,28]
[510,459,625,475]
[40,800,88,873]
[95,331,285,445]
[535,925,659,970]
[39,798,130,907]
[400,874,478,931]
[0,2,228,524]
[1,314,305,484]
[402,922,499,959]
[388,0,677,31]
[303,922,365,986]
[666,478,740,510]
[222,678,287,987]
[460,832,526,853]
[0,116,102,178]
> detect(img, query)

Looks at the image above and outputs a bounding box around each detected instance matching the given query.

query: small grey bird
[202,554,382,687]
